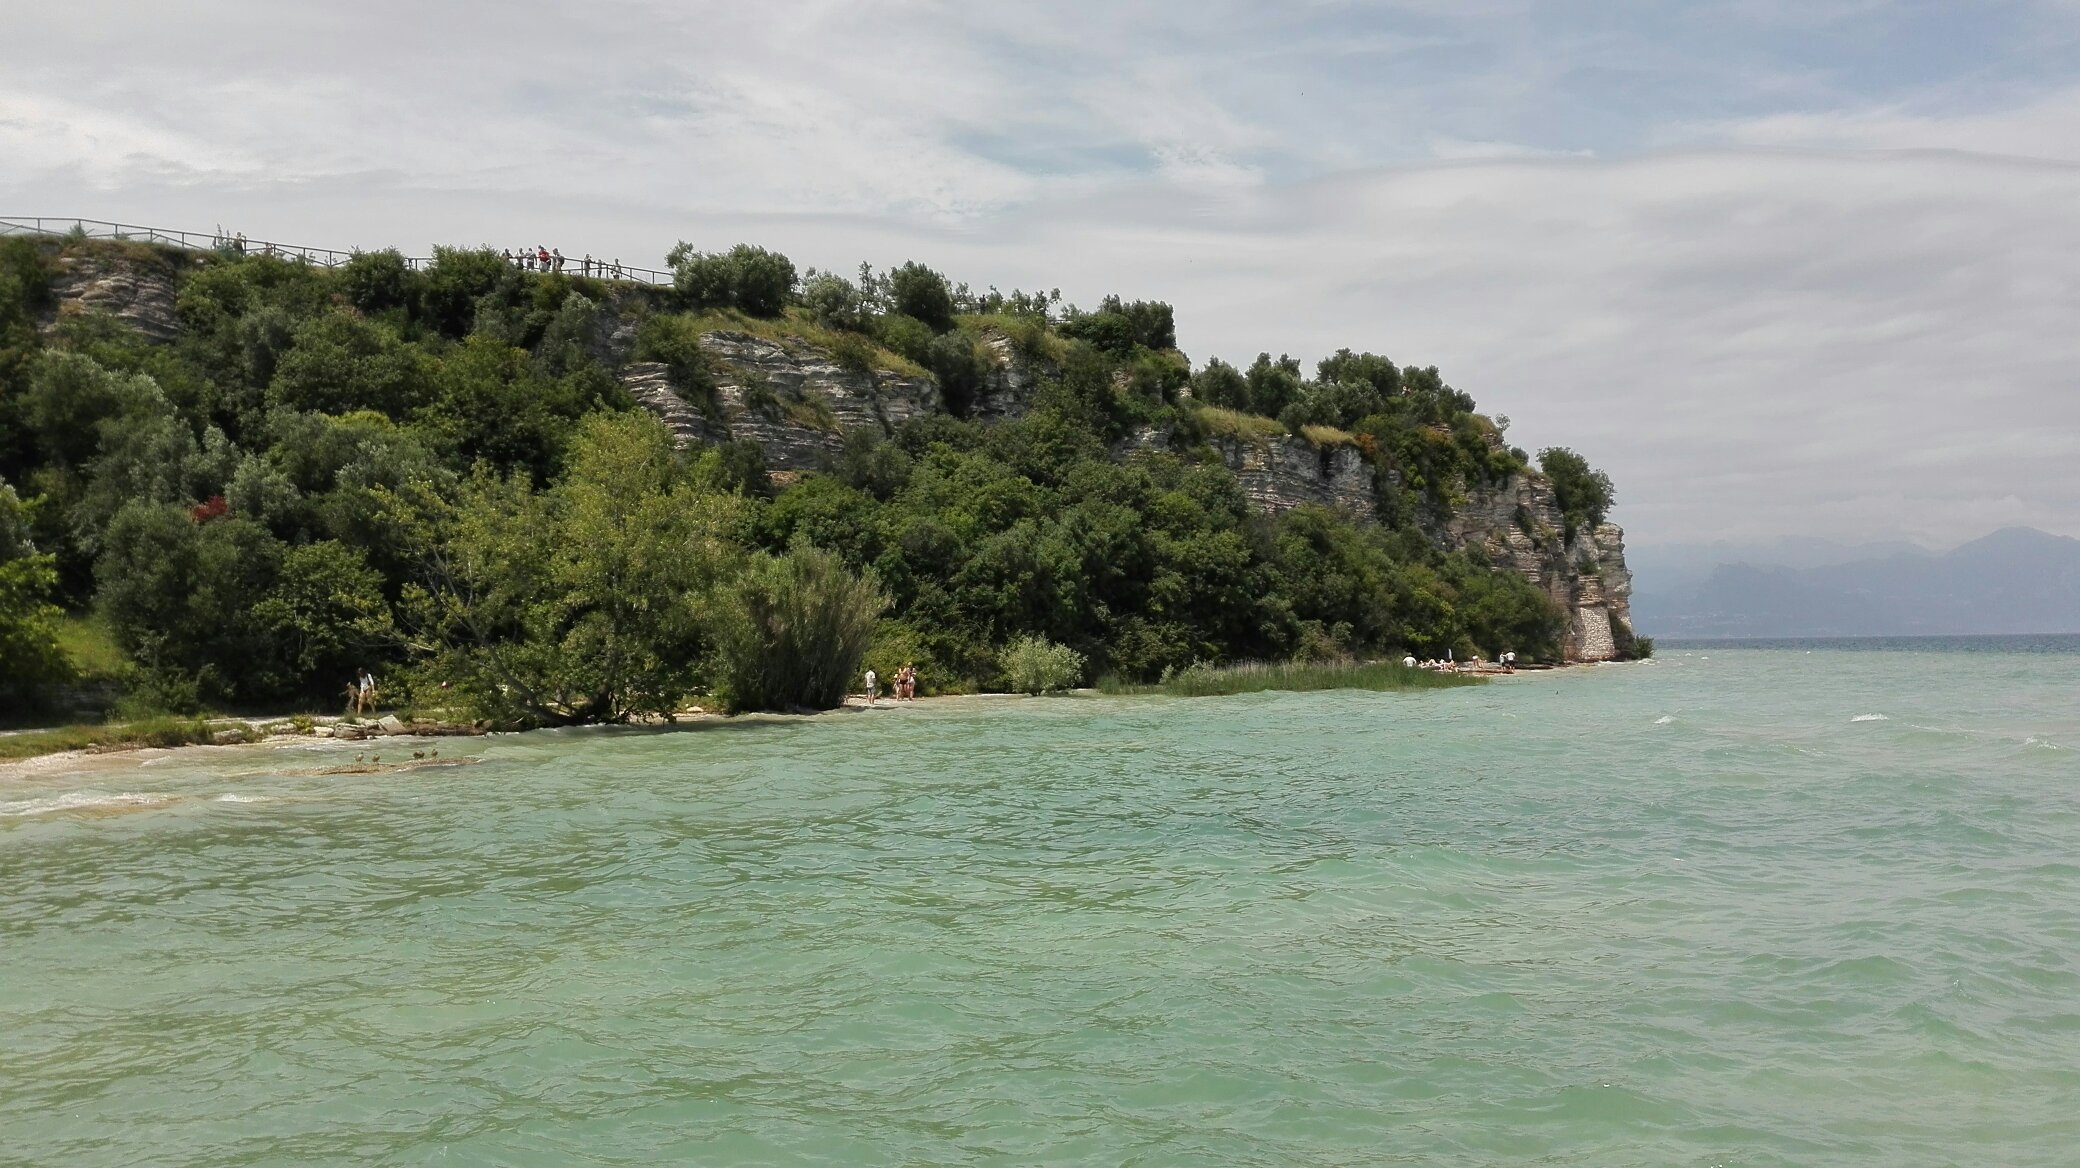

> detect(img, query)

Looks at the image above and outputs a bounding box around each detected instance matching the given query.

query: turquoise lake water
[4,643,2078,1165]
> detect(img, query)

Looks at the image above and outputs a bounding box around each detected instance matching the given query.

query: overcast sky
[6,1,2078,550]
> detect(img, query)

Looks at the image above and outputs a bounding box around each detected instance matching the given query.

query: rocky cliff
[45,244,1634,661]
[42,248,184,342]
[1440,475,1637,663]
[1193,431,1633,662]
[620,322,1634,661]
[619,330,944,471]
[1211,435,1376,522]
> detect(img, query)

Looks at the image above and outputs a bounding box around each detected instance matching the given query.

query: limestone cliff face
[1211,436,1376,522]
[621,330,939,471]
[43,250,183,343]
[621,325,1636,660]
[1441,474,1637,663]
[971,330,1055,420]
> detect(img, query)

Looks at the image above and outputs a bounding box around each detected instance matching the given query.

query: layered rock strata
[44,250,183,342]
[620,330,941,471]
[1443,474,1637,663]
[1211,436,1377,522]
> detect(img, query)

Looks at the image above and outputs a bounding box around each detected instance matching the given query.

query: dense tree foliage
[1538,447,1615,539]
[0,234,1623,723]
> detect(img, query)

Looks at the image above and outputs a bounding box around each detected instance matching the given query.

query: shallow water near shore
[5,643,2079,1165]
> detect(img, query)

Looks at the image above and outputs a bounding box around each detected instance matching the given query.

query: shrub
[339,248,414,314]
[634,313,717,409]
[998,635,1084,694]
[719,543,886,712]
[803,272,867,331]
[666,243,797,317]
[926,332,988,417]
[0,551,70,709]
[872,312,935,367]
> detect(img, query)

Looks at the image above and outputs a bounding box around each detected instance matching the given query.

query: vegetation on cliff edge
[0,233,1629,726]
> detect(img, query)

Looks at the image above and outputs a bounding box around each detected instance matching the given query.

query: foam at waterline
[0,791,173,817]
[214,793,271,803]
[1851,713,1890,722]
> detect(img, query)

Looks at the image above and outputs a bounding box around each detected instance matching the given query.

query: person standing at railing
[552,248,565,272]
[582,254,594,277]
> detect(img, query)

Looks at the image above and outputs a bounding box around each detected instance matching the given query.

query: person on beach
[357,668,376,712]
[865,667,879,705]
[345,677,362,716]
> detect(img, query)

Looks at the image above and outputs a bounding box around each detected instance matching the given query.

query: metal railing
[0,216,675,286]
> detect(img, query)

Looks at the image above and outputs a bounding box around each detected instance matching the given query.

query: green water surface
[4,646,2078,1165]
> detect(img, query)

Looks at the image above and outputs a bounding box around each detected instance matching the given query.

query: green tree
[1538,447,1614,538]
[268,311,433,416]
[249,540,394,691]
[339,248,415,315]
[888,261,955,332]
[802,272,867,330]
[95,504,289,702]
[0,480,68,709]
[393,411,743,724]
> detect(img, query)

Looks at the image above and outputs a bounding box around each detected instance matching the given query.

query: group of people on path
[503,246,628,279]
[862,664,918,705]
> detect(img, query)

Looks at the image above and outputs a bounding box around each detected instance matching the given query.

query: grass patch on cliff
[1097,659,1482,698]
[1299,423,1358,449]
[1190,405,1286,447]
[957,314,1069,364]
[681,307,927,377]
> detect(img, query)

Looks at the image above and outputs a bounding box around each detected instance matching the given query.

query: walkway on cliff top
[0,216,676,287]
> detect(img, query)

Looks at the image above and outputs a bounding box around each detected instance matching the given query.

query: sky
[6,0,2079,551]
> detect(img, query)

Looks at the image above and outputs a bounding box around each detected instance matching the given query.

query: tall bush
[719,543,886,712]
[998,635,1084,694]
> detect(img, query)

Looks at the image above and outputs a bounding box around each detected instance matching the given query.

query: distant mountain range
[1631,527,2080,638]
